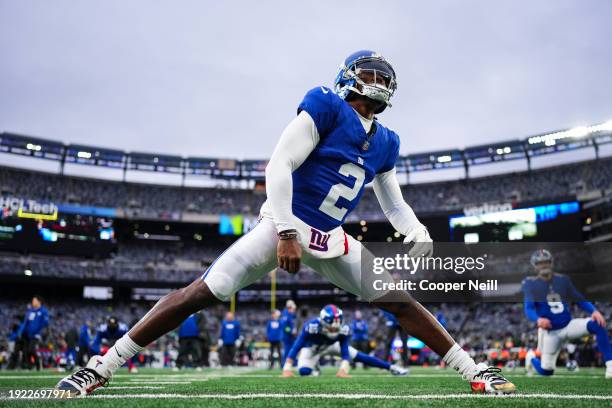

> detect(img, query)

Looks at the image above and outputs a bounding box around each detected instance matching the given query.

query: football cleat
[469,363,516,395]
[606,361,612,379]
[55,356,108,397]
[390,364,409,376]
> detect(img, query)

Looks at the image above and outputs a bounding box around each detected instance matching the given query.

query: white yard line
[1,391,611,401]
[80,392,612,400]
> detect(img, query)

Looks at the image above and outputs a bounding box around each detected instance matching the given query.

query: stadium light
[24,269,32,276]
[590,120,612,132]
[437,155,452,163]
[528,123,606,146]
[77,151,92,159]
[26,143,42,151]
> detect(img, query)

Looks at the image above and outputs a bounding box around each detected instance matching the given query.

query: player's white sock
[95,334,143,378]
[443,343,477,379]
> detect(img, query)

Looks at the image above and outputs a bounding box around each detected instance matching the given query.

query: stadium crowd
[1,156,612,219]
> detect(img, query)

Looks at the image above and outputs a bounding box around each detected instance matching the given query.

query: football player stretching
[56,50,515,396]
[523,249,612,378]
[281,305,408,378]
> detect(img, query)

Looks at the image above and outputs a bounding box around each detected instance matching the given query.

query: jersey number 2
[319,163,365,221]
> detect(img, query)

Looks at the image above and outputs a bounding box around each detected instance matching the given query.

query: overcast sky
[1,0,612,161]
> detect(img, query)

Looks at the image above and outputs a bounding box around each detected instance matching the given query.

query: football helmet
[319,304,343,338]
[530,249,553,279]
[334,50,397,114]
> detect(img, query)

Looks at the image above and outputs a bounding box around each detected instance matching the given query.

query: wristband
[278,229,298,240]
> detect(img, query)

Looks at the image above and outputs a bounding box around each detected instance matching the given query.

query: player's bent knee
[298,367,313,376]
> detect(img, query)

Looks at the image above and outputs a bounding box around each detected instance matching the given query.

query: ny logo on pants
[309,228,330,252]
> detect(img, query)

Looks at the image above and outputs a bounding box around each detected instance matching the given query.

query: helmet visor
[352,58,396,90]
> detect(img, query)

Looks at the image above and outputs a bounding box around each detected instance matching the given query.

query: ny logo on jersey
[309,228,330,252]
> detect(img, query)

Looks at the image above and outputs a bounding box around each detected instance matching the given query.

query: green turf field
[0,366,610,407]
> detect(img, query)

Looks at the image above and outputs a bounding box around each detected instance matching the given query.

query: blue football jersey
[522,274,594,330]
[280,309,296,340]
[287,318,351,360]
[293,86,400,232]
[350,319,368,342]
[91,322,129,353]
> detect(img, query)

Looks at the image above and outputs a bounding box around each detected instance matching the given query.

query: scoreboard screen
[0,214,116,257]
[449,201,581,242]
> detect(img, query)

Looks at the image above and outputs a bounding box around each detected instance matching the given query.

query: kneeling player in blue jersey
[57,50,515,396]
[523,249,612,378]
[281,305,407,378]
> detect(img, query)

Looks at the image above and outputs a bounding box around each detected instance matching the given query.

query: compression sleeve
[578,301,596,314]
[524,301,539,322]
[373,167,423,235]
[265,110,319,232]
[340,336,350,360]
[287,328,308,361]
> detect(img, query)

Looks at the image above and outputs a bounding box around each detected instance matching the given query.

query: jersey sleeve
[565,276,596,312]
[287,327,309,360]
[339,335,350,360]
[42,307,49,329]
[521,279,539,321]
[378,131,400,174]
[297,87,339,138]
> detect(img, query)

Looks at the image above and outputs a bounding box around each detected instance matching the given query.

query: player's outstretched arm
[336,360,351,378]
[567,278,604,325]
[281,329,307,377]
[281,358,295,377]
[336,337,352,378]
[373,168,432,256]
[266,111,319,273]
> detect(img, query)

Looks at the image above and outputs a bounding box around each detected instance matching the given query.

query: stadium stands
[1,156,612,220]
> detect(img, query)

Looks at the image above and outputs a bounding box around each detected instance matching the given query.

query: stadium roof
[1,120,611,180]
